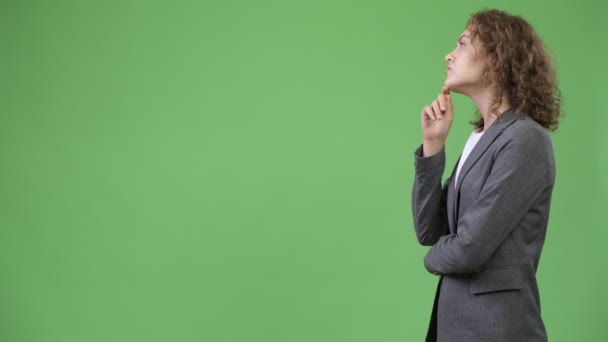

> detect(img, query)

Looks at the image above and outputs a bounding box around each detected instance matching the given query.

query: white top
[455,129,485,188]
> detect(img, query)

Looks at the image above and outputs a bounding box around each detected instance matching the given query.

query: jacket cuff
[414,144,445,175]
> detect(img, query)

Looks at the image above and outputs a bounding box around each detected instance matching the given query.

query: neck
[468,87,512,131]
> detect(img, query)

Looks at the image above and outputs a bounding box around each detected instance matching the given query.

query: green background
[1,0,606,341]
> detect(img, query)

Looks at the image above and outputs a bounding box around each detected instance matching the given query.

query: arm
[413,85,454,245]
[412,144,451,246]
[423,129,553,275]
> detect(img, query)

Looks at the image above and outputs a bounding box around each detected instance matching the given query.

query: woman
[411,9,561,342]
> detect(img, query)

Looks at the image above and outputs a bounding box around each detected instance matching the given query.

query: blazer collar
[453,105,523,195]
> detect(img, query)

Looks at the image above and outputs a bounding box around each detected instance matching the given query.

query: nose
[445,50,454,63]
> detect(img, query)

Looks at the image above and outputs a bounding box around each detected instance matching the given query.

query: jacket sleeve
[423,128,554,275]
[411,144,451,246]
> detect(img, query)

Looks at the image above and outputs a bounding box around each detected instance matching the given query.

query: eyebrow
[458,34,470,42]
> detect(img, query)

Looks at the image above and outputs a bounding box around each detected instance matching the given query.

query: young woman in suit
[412,9,561,341]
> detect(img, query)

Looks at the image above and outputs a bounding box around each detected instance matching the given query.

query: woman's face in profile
[444,29,485,95]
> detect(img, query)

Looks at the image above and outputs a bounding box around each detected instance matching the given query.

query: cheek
[463,57,483,75]
[471,62,485,78]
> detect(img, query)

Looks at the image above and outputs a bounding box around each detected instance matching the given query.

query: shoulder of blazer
[496,112,553,150]
[492,110,556,184]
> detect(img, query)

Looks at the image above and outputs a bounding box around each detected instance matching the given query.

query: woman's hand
[420,86,454,156]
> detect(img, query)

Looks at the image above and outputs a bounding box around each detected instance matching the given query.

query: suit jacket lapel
[451,106,523,227]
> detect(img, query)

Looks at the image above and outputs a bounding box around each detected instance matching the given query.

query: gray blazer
[412,106,555,341]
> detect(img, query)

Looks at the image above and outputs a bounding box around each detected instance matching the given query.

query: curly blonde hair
[466,9,562,131]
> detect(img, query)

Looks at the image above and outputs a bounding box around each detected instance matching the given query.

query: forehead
[458,31,472,40]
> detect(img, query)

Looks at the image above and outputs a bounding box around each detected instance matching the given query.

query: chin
[444,81,462,94]
[444,78,454,88]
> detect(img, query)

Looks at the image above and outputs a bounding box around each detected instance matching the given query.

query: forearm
[412,144,450,246]
[422,139,446,157]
